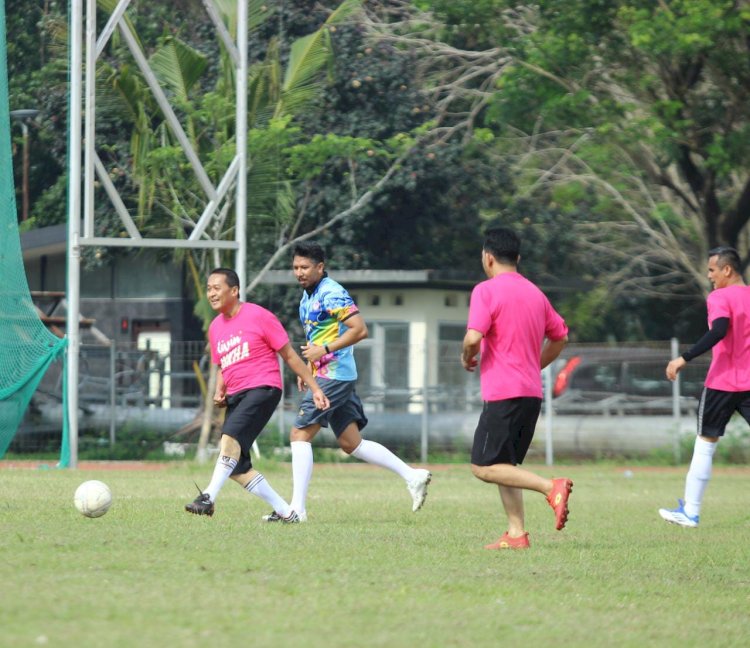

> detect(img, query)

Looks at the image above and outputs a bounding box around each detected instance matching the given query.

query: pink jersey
[704,284,750,391]
[208,302,289,394]
[467,272,568,401]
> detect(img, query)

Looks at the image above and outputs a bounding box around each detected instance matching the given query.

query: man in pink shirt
[660,246,750,527]
[185,268,329,520]
[462,227,572,550]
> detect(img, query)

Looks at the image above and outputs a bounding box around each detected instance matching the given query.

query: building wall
[350,287,472,411]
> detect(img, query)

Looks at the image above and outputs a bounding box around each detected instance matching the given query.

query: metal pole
[66,0,84,468]
[671,337,681,462]
[20,121,29,221]
[420,340,429,464]
[236,0,248,294]
[544,365,554,466]
[109,341,116,447]
[83,0,96,238]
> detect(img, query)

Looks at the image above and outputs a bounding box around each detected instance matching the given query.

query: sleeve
[707,290,730,324]
[260,307,290,351]
[208,323,220,365]
[681,317,729,361]
[466,283,491,334]
[544,300,569,341]
[323,285,359,323]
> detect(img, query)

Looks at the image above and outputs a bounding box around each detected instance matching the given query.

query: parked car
[551,346,707,414]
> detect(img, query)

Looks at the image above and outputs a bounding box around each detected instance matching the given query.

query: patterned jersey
[299,276,359,380]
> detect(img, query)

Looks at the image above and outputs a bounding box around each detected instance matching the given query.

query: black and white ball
[74,480,113,518]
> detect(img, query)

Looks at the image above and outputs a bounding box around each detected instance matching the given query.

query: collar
[305,271,328,295]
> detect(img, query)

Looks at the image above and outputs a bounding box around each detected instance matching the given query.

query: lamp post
[10,109,40,222]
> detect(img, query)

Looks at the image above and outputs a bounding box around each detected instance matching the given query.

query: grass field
[2,460,749,647]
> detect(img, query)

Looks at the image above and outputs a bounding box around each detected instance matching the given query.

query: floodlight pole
[65,0,249,468]
[236,0,248,295]
[66,0,83,468]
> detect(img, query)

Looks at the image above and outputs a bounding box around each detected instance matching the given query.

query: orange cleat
[547,478,573,530]
[484,531,530,550]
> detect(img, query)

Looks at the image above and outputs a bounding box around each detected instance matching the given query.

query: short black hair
[209,267,240,288]
[483,227,521,265]
[292,241,326,264]
[708,246,742,274]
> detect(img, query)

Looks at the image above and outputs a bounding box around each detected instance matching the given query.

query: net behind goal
[0,0,68,462]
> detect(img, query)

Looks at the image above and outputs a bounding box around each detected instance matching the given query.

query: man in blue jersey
[263,241,431,522]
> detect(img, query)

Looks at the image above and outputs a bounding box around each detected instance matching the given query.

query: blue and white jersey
[299,276,359,381]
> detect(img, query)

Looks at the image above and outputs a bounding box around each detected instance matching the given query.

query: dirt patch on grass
[0,460,171,471]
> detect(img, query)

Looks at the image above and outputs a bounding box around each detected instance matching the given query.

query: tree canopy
[9,0,750,341]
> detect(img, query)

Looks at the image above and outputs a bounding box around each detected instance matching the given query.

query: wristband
[324,344,331,354]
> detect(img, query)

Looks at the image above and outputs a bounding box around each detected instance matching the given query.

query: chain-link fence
[11,339,719,461]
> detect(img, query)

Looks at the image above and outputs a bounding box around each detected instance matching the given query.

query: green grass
[2,462,749,647]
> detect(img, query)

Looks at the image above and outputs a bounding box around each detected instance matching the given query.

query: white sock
[204,455,238,502]
[245,473,291,516]
[683,437,717,518]
[350,439,416,481]
[290,441,313,514]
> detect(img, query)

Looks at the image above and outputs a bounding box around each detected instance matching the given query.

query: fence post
[109,341,116,447]
[543,365,553,466]
[278,357,285,448]
[420,340,429,464]
[671,337,682,462]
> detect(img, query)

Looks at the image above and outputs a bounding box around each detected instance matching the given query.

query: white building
[261,269,481,414]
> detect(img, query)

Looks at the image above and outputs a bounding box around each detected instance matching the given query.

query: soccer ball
[74,480,113,518]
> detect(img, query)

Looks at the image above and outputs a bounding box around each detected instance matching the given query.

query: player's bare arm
[461,328,483,372]
[300,313,368,363]
[541,336,568,369]
[213,368,227,408]
[277,343,331,410]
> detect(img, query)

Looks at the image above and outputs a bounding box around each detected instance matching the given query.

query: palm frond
[277,0,362,117]
[149,37,208,101]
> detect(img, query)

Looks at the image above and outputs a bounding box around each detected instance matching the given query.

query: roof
[258,269,481,290]
[19,224,67,260]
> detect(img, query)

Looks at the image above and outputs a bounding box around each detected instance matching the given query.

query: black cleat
[262,510,302,523]
[185,491,214,517]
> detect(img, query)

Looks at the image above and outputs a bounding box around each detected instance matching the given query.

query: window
[356,322,409,410]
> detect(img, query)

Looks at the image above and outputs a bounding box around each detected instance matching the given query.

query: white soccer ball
[74,480,113,518]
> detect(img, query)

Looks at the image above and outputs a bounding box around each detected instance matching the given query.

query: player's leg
[334,388,431,512]
[287,422,321,520]
[231,469,298,522]
[659,387,732,527]
[471,398,572,533]
[185,433,240,516]
[483,485,530,550]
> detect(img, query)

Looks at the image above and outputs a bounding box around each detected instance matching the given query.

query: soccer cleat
[262,510,307,523]
[547,478,573,530]
[407,469,432,512]
[484,532,530,550]
[185,492,214,517]
[658,499,699,528]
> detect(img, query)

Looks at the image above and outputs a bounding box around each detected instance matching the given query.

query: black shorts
[697,387,750,437]
[471,397,542,466]
[293,379,368,438]
[222,386,282,474]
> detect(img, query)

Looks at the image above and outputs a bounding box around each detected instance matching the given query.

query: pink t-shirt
[467,272,568,401]
[208,302,289,394]
[704,284,750,391]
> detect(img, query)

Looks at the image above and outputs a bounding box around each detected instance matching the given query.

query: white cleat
[658,499,699,528]
[407,469,432,512]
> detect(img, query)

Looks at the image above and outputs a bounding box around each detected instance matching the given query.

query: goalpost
[64,1,249,467]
